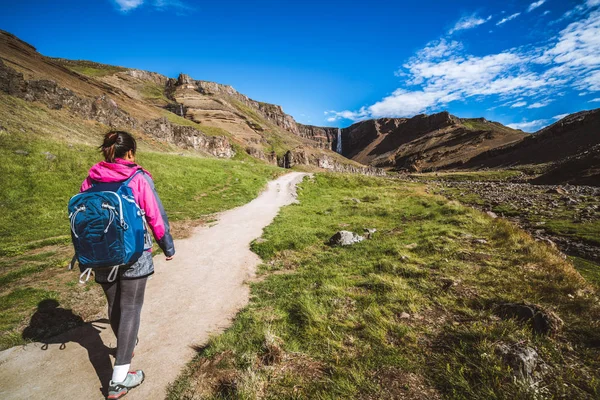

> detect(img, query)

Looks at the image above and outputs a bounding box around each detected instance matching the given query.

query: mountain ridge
[0,29,382,175]
[1,29,598,184]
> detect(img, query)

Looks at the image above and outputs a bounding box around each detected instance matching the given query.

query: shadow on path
[22,300,113,397]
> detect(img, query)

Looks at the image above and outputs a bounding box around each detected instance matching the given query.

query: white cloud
[543,10,551,16]
[327,6,600,123]
[583,70,600,91]
[590,98,600,102]
[528,100,552,108]
[449,14,492,34]
[543,12,600,71]
[414,39,463,61]
[153,0,193,12]
[497,13,521,25]
[507,119,549,131]
[528,0,546,12]
[113,0,191,12]
[114,0,144,11]
[369,90,459,118]
[553,113,569,119]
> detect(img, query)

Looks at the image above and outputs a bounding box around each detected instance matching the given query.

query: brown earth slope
[339,111,527,171]
[0,29,380,175]
[458,109,600,185]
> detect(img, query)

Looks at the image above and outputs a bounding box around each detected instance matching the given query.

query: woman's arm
[132,173,175,258]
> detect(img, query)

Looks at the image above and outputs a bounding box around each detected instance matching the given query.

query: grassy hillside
[51,58,128,77]
[168,174,599,399]
[0,96,284,349]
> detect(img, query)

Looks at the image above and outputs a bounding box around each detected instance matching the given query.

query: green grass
[53,59,127,77]
[0,132,281,256]
[461,119,493,131]
[436,184,600,249]
[461,119,517,134]
[229,98,266,126]
[0,125,283,348]
[570,256,600,287]
[0,288,59,348]
[139,81,169,104]
[168,173,599,400]
[68,65,126,77]
[545,219,600,247]
[0,94,109,145]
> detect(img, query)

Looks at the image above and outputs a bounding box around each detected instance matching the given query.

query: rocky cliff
[459,109,600,169]
[0,29,382,175]
[166,73,338,149]
[336,112,527,172]
[0,55,234,158]
[453,109,600,185]
[159,71,380,174]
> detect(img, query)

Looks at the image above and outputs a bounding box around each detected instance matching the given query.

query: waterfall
[179,104,184,117]
[336,128,342,154]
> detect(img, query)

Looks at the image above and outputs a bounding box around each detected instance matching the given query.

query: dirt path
[0,172,309,400]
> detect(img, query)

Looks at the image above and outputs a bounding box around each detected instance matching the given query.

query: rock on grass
[329,231,364,246]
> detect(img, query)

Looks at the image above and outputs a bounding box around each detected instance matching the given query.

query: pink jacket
[80,158,175,257]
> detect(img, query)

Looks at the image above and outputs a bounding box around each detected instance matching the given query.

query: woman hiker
[79,130,175,399]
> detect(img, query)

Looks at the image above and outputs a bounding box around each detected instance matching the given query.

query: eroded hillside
[338,112,527,171]
[459,109,600,185]
[0,29,381,175]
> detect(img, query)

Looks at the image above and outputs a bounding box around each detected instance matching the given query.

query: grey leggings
[101,277,147,366]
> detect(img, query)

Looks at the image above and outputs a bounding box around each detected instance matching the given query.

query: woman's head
[100,130,137,163]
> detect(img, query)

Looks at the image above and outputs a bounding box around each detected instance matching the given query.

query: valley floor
[167,173,600,400]
[428,178,600,284]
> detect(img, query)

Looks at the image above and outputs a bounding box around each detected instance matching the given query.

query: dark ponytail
[100,130,137,162]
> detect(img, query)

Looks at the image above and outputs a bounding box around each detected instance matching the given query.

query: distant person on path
[80,131,175,399]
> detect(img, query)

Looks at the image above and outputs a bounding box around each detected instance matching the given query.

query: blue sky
[1,0,599,131]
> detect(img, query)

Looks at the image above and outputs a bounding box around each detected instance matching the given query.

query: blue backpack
[68,169,147,283]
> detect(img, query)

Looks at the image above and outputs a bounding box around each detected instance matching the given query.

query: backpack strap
[123,168,144,186]
[88,168,144,189]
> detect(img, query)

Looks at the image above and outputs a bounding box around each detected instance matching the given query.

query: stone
[399,312,411,319]
[540,238,557,249]
[486,211,498,219]
[496,343,541,382]
[351,198,361,203]
[496,302,563,335]
[546,187,568,195]
[565,197,578,206]
[328,231,364,246]
[405,243,418,249]
[472,239,488,245]
[363,228,377,239]
[142,118,235,158]
[42,151,56,161]
[14,150,29,155]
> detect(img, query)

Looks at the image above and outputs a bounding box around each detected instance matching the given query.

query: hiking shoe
[107,370,145,399]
